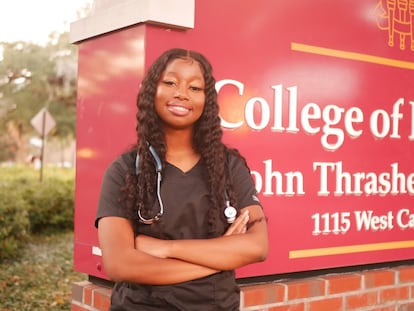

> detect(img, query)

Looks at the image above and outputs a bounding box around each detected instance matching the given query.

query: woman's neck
[164,129,200,172]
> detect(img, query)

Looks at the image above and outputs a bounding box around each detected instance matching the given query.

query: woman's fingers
[224,210,249,236]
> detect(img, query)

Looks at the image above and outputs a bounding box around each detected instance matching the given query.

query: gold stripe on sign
[289,240,414,259]
[291,42,414,70]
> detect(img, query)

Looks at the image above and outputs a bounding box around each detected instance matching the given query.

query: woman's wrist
[166,239,177,259]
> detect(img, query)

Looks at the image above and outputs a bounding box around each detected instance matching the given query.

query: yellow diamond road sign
[30,108,56,136]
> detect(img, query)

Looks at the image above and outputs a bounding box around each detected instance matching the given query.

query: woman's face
[155,58,206,131]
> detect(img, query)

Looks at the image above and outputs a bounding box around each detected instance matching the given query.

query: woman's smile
[167,102,192,116]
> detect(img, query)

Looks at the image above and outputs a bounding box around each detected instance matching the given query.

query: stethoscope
[135,144,237,225]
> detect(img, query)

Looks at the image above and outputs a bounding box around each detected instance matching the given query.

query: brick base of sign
[72,264,414,311]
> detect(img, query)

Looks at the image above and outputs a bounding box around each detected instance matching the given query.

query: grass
[0,231,87,311]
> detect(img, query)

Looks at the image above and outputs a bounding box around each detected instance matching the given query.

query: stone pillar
[70,0,194,44]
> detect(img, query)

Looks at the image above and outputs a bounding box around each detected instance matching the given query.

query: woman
[96,48,268,310]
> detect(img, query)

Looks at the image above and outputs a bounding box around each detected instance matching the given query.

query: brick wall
[71,264,414,311]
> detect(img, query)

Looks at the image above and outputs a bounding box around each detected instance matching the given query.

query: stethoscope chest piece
[224,202,237,224]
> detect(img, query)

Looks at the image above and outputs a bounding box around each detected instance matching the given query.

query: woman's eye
[189,86,203,92]
[162,80,175,86]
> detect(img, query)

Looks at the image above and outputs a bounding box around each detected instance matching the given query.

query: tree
[0,32,78,163]
[0,2,92,163]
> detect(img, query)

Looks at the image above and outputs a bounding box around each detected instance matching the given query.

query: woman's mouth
[167,104,191,116]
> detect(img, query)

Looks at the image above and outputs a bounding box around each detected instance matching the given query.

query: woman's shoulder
[226,148,249,170]
[106,149,136,176]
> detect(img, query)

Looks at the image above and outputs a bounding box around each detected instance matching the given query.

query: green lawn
[0,231,86,311]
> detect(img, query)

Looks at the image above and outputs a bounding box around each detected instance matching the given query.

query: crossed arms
[98,205,268,285]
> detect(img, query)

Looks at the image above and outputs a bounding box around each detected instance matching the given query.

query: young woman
[96,48,268,310]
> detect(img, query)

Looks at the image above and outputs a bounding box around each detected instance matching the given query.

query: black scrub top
[96,150,261,311]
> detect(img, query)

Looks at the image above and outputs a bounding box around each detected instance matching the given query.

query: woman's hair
[122,48,242,236]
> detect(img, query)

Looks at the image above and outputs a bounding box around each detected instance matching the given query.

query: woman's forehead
[162,58,204,79]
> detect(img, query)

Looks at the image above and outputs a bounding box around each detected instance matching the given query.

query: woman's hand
[224,210,249,236]
[160,205,268,271]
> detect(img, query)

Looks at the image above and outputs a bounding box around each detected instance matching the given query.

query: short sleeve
[228,154,262,209]
[94,153,133,228]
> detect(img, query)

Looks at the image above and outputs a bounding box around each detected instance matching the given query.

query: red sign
[73,0,414,279]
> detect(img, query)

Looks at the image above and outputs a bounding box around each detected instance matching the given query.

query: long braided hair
[122,48,243,236]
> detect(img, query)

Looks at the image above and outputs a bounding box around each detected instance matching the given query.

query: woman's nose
[174,84,189,100]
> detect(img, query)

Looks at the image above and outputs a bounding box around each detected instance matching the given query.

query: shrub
[0,166,75,261]
[23,178,75,234]
[0,185,30,261]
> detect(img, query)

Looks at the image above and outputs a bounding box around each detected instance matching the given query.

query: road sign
[30,108,56,136]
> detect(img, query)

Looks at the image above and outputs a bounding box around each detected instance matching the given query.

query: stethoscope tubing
[136,144,236,224]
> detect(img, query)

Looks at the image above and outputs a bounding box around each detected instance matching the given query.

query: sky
[0,0,92,45]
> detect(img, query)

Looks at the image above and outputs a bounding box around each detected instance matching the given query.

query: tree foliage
[0,32,78,162]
